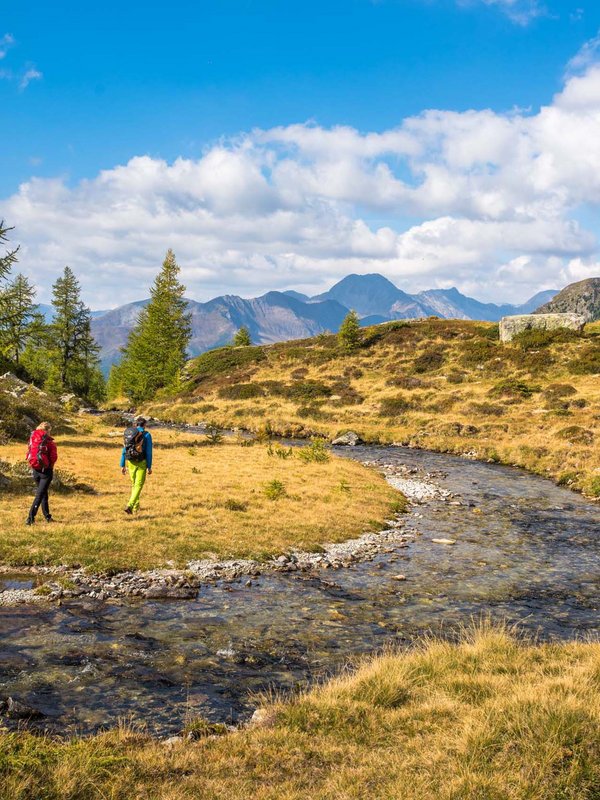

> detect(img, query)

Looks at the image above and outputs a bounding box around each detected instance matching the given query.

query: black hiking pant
[28,468,53,521]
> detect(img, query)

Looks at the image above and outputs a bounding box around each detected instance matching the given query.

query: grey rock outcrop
[499,313,585,343]
[331,431,362,446]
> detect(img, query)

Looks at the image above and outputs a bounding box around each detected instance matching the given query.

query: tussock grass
[0,423,401,571]
[2,627,599,799]
[148,319,600,498]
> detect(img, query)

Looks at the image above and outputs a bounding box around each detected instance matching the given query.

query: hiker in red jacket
[26,422,58,525]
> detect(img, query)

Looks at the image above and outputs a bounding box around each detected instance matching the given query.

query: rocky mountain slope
[536,278,600,322]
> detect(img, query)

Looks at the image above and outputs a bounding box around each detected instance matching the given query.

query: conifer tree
[47,266,105,402]
[233,325,251,346]
[338,309,361,351]
[118,249,191,403]
[0,273,37,366]
[0,220,19,285]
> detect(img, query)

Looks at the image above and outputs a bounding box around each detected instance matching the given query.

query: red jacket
[27,430,58,470]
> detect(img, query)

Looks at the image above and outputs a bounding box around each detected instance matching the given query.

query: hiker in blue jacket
[120,416,153,514]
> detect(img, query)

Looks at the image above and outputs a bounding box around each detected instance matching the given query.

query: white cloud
[2,59,600,307]
[0,33,15,59]
[19,66,42,90]
[566,29,600,76]
[459,0,545,25]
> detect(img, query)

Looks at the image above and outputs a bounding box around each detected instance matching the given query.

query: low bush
[190,345,266,382]
[379,395,412,417]
[555,426,595,446]
[488,379,541,401]
[459,339,498,367]
[204,424,224,445]
[298,439,330,464]
[263,479,287,500]
[567,345,600,375]
[468,402,506,417]
[386,375,429,389]
[514,328,581,349]
[288,380,332,401]
[222,499,248,512]
[413,347,446,373]
[218,383,265,400]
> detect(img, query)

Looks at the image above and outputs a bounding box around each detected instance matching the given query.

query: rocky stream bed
[0,442,598,736]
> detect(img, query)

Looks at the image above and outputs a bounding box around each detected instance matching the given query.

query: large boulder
[499,313,585,343]
[331,430,362,446]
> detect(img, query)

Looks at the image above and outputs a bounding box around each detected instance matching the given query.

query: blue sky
[1,0,600,306]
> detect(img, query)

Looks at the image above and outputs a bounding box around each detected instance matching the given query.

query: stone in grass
[331,430,362,447]
[432,538,456,545]
[392,574,407,581]
[248,708,278,729]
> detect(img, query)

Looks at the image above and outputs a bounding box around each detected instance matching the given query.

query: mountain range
[80,274,558,373]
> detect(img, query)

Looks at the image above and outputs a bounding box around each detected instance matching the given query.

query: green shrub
[190,345,266,382]
[298,439,330,463]
[567,346,600,375]
[386,375,429,389]
[557,471,580,487]
[296,404,332,421]
[218,383,265,400]
[288,380,332,400]
[459,339,498,367]
[223,499,248,512]
[488,379,541,401]
[588,476,600,497]
[267,443,294,460]
[555,426,594,446]
[379,395,412,416]
[468,402,506,417]
[204,424,224,445]
[413,347,446,373]
[513,328,580,350]
[264,479,287,500]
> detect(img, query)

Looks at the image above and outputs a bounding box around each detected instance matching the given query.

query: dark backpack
[27,431,50,471]
[123,427,145,462]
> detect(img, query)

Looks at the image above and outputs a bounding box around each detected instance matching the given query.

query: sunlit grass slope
[2,627,599,800]
[148,319,600,498]
[0,421,400,571]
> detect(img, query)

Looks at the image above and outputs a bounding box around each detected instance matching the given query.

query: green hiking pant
[127,459,147,511]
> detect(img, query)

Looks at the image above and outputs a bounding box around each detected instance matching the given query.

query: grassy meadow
[147,318,600,499]
[1,626,599,800]
[0,420,401,571]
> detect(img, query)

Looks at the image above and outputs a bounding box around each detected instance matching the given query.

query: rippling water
[1,445,598,734]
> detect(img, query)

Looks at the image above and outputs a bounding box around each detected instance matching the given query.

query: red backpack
[27,430,50,471]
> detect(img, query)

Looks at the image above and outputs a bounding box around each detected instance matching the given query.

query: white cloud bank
[2,54,600,306]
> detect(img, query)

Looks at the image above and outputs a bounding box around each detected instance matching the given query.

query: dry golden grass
[148,319,600,499]
[0,422,401,571]
[2,626,599,799]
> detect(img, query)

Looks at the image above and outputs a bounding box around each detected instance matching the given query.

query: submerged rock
[0,696,45,719]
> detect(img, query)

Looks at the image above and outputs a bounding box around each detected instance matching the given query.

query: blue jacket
[120,427,153,469]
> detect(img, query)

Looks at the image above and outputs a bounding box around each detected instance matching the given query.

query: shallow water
[0,445,598,735]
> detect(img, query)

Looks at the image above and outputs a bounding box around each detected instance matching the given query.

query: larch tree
[118,249,192,403]
[233,325,252,346]
[0,273,38,366]
[337,309,362,351]
[47,266,105,402]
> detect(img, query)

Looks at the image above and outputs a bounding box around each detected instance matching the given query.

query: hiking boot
[124,506,133,515]
[45,516,55,523]
[26,517,34,526]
